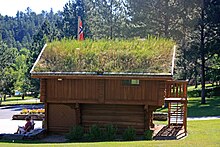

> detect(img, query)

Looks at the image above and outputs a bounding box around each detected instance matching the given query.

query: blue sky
[0,0,70,16]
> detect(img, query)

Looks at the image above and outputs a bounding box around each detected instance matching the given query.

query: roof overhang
[31,72,172,80]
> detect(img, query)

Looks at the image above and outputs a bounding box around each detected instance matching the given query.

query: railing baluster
[176,83,178,97]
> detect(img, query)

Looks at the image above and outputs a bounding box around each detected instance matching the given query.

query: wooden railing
[164,80,188,133]
[165,80,187,99]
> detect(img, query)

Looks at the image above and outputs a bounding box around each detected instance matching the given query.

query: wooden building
[30,39,187,134]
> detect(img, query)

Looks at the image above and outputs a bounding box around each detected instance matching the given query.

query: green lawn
[187,83,219,91]
[157,96,220,117]
[0,119,220,146]
[0,96,41,105]
[187,96,220,117]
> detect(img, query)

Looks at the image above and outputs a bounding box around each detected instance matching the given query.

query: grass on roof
[33,37,175,73]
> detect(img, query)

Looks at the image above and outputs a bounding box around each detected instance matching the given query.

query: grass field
[157,96,220,117]
[0,96,41,105]
[0,119,219,146]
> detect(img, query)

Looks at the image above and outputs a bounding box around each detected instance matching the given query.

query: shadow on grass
[187,96,220,117]
[156,96,220,117]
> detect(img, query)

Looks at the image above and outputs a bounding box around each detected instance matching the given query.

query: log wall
[44,78,166,106]
[41,77,169,134]
[47,104,76,133]
[81,104,145,134]
[46,103,148,134]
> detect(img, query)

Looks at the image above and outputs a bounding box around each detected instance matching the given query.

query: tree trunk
[3,94,6,101]
[110,0,113,39]
[22,94,25,100]
[200,0,206,104]
[194,61,198,88]
[201,56,206,103]
[164,0,169,38]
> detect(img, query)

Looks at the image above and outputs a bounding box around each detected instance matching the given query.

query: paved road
[0,104,44,134]
[0,104,44,119]
[188,116,220,120]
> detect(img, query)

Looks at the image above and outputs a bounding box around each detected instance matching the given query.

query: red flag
[78,16,84,40]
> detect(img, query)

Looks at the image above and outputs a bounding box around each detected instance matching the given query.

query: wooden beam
[46,100,159,106]
[144,105,149,130]
[31,74,172,81]
[75,103,81,125]
[44,103,48,131]
[40,79,47,102]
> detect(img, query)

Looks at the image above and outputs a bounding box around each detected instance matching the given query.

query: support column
[144,105,149,131]
[43,103,48,131]
[40,79,47,102]
[75,103,81,125]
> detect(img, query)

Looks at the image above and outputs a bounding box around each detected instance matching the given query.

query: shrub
[123,127,136,141]
[144,129,153,140]
[88,124,102,141]
[103,124,117,141]
[66,125,84,141]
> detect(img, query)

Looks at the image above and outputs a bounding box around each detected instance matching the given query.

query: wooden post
[184,83,187,98]
[40,79,47,102]
[149,107,154,128]
[44,103,48,131]
[168,102,171,127]
[184,102,187,133]
[144,105,149,130]
[75,103,81,125]
[175,83,178,97]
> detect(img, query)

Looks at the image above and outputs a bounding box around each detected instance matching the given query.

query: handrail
[165,80,188,99]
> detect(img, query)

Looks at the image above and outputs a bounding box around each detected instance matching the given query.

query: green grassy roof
[32,37,176,74]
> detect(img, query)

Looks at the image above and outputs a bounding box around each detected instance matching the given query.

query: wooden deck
[153,125,186,140]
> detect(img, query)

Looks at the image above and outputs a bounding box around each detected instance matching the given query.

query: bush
[144,130,153,140]
[103,124,117,141]
[88,124,102,141]
[123,127,136,141]
[66,125,84,141]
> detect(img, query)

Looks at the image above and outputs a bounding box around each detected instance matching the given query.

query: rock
[12,114,45,120]
[153,112,168,121]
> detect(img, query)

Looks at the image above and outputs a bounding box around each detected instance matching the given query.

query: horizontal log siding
[104,80,164,105]
[81,104,145,134]
[46,79,101,102]
[48,104,76,133]
[45,79,165,107]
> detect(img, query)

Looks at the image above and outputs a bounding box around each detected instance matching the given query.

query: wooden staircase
[164,80,188,133]
[169,102,184,125]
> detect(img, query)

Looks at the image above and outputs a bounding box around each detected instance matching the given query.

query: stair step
[170,120,183,122]
[170,106,183,108]
[170,112,184,114]
[170,114,183,117]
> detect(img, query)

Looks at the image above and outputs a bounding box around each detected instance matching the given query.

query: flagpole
[77,16,84,40]
[77,16,80,40]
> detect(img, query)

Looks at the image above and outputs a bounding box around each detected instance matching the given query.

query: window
[122,79,140,86]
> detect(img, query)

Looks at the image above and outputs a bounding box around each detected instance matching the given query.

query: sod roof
[31,37,176,76]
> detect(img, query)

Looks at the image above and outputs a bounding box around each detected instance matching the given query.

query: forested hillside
[0,0,220,103]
